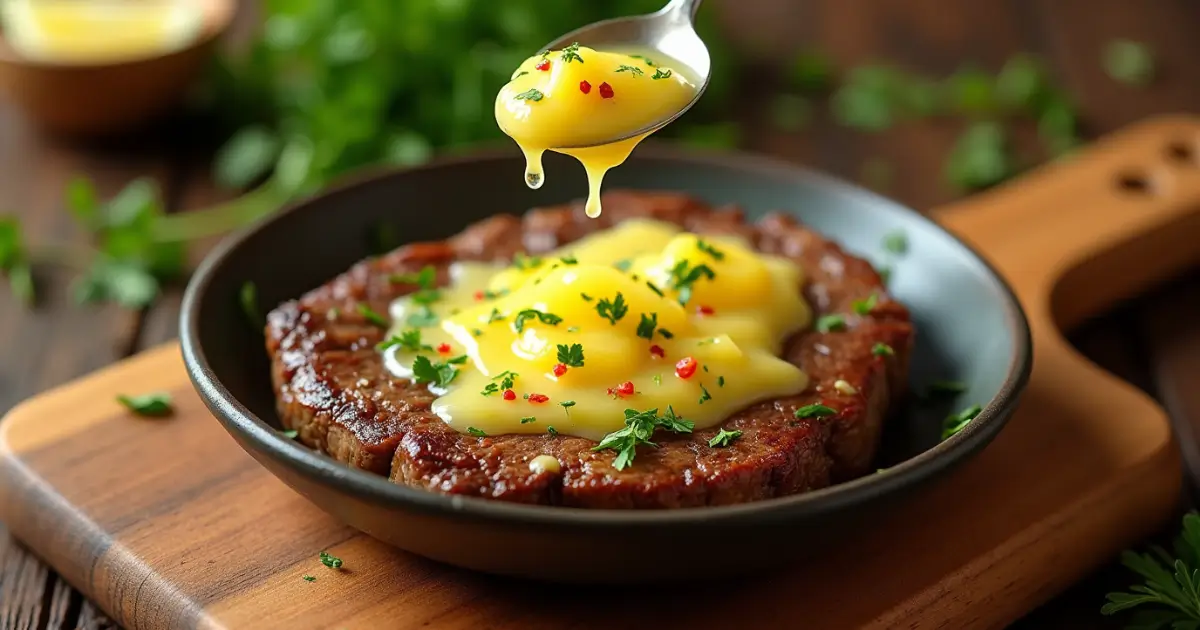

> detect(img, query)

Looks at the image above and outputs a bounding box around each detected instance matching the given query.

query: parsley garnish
[560,255,578,265]
[658,328,674,339]
[629,54,656,66]
[926,380,967,396]
[319,551,343,569]
[390,265,435,288]
[651,68,674,80]
[645,282,664,297]
[513,308,563,333]
[615,64,644,76]
[636,313,658,340]
[613,259,633,272]
[547,426,558,436]
[653,374,663,386]
[592,406,694,470]
[512,70,529,79]
[521,416,536,424]
[1103,39,1154,87]
[567,326,579,332]
[240,281,262,329]
[472,328,483,337]
[280,429,299,439]
[303,575,316,582]
[872,342,895,357]
[795,403,836,419]
[117,392,172,417]
[852,293,878,315]
[668,260,715,305]
[556,343,585,367]
[709,428,742,447]
[816,314,846,332]
[560,401,576,416]
[411,355,462,388]
[376,328,432,352]
[406,307,438,328]
[514,88,544,102]
[881,230,908,255]
[695,239,725,260]
[941,404,981,440]
[1104,512,1200,627]
[580,292,593,301]
[596,292,628,325]
[487,308,505,323]
[481,370,519,396]
[718,375,725,387]
[513,252,543,270]
[356,303,388,327]
[560,42,583,64]
[698,384,712,404]
[466,427,487,437]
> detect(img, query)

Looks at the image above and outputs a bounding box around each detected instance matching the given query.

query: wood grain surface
[3,0,1200,628]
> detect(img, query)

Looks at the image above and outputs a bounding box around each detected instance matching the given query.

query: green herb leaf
[513,308,563,333]
[881,230,908,255]
[630,54,656,67]
[513,252,543,271]
[816,314,846,333]
[718,376,725,387]
[520,416,536,424]
[319,551,343,569]
[708,428,743,448]
[667,260,715,305]
[596,292,628,325]
[74,260,160,309]
[302,575,316,582]
[636,312,658,340]
[280,429,299,439]
[852,293,878,316]
[612,259,633,272]
[411,355,460,388]
[1103,39,1155,87]
[645,282,664,297]
[466,427,487,437]
[926,380,968,396]
[872,342,895,357]
[560,255,578,265]
[615,64,644,76]
[556,343,585,367]
[514,88,544,101]
[941,404,981,440]
[65,177,99,228]
[651,68,673,80]
[695,239,725,261]
[560,42,583,64]
[390,265,436,288]
[795,403,835,419]
[356,303,388,327]
[946,121,1012,191]
[214,125,281,190]
[406,307,439,328]
[945,67,997,115]
[592,407,693,470]
[995,54,1049,113]
[698,384,712,404]
[559,400,576,410]
[377,328,432,353]
[117,392,173,417]
[547,426,558,436]
[1103,512,1200,627]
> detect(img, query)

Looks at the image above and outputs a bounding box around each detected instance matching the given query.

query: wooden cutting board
[3,116,1200,630]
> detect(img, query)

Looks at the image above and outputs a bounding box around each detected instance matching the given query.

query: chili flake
[599,82,614,99]
[474,290,485,301]
[697,305,715,316]
[527,393,550,404]
[580,80,592,94]
[675,356,698,379]
[552,363,569,377]
[535,60,550,71]
[649,344,666,358]
[436,343,451,355]
[607,381,636,397]
[502,389,516,401]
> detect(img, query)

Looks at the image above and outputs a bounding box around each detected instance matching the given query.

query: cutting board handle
[934,115,1200,331]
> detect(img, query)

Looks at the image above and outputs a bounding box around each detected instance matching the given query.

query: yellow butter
[382,219,810,441]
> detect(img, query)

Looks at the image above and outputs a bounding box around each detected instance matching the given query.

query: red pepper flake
[502,389,516,401]
[474,290,485,301]
[599,82,614,99]
[675,356,698,379]
[436,343,452,354]
[697,305,715,316]
[527,393,550,404]
[609,381,635,397]
[649,344,665,358]
[579,80,592,94]
[552,363,569,377]
[535,60,550,71]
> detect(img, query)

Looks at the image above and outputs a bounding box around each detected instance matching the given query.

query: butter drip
[382,219,811,441]
[494,46,698,217]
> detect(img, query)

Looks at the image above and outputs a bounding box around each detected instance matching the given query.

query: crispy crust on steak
[266,191,913,508]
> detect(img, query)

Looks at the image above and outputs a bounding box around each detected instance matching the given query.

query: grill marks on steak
[266,191,913,508]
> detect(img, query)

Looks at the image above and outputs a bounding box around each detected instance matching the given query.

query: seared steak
[266,191,913,508]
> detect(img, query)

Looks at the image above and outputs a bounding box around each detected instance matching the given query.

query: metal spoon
[542,0,710,149]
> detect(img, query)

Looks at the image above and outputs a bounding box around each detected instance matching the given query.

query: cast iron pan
[180,146,1032,583]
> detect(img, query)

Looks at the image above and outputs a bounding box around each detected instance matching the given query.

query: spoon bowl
[543,0,710,149]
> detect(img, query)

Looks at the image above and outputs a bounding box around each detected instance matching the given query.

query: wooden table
[2,0,1199,627]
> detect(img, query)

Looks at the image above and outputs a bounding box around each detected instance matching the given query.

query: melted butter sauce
[494,45,698,217]
[382,219,811,441]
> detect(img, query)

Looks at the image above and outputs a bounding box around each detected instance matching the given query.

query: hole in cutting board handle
[1166,139,1198,165]
[1115,171,1155,194]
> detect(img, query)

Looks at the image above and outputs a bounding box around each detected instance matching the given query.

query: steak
[266,191,914,508]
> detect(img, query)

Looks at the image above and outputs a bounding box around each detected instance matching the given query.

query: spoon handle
[663,0,703,20]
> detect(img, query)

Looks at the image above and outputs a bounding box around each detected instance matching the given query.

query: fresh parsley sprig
[412,355,467,388]
[556,343,585,367]
[1102,511,1200,628]
[596,292,628,325]
[592,406,694,470]
[513,309,563,333]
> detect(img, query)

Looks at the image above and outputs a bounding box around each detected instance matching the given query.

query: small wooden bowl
[0,0,235,138]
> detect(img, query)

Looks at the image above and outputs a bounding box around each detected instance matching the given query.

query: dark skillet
[180,147,1031,583]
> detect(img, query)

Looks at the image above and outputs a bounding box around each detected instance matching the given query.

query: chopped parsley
[657,328,674,339]
[560,400,576,415]
[596,292,628,324]
[926,380,967,396]
[466,427,487,437]
[815,315,846,333]
[487,308,505,323]
[881,230,908,255]
[708,428,743,448]
[521,416,537,424]
[560,255,579,265]
[376,328,432,353]
[852,293,879,315]
[942,404,982,440]
[512,70,529,79]
[698,384,712,404]
[613,259,633,272]
[560,42,583,64]
[567,326,580,333]
[319,551,343,569]
[872,342,895,357]
[592,406,694,470]
[117,392,173,417]
[547,426,558,436]
[795,403,836,419]
[556,343,585,367]
[629,54,656,66]
[471,328,483,337]
[412,355,463,388]
[718,375,726,387]
[636,312,658,340]
[356,303,388,327]
[580,292,594,301]
[653,374,663,386]
[302,575,316,582]
[651,68,674,80]
[695,239,725,260]
[667,260,715,305]
[390,265,436,288]
[406,307,439,328]
[615,64,644,76]
[280,429,299,439]
[646,282,664,297]
[481,370,519,396]
[240,281,262,329]
[514,88,544,101]
[513,308,563,333]
[513,252,543,270]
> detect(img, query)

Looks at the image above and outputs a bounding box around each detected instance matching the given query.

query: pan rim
[180,145,1033,529]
